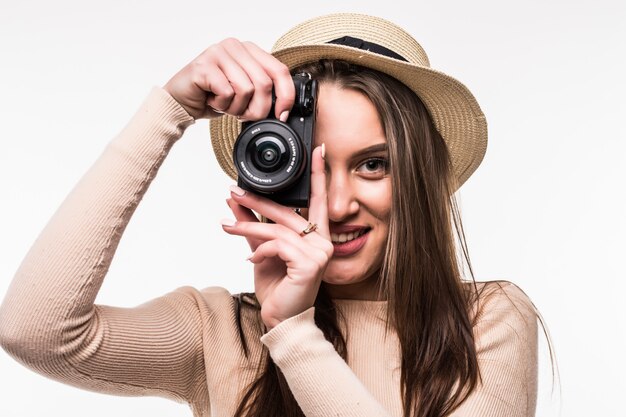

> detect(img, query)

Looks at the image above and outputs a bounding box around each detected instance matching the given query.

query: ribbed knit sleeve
[0,88,212,404]
[261,307,393,417]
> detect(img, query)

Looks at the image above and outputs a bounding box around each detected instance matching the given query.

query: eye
[356,157,388,178]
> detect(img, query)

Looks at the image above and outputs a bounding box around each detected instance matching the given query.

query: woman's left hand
[222,145,332,330]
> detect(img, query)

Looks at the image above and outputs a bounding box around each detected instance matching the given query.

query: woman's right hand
[163,38,295,121]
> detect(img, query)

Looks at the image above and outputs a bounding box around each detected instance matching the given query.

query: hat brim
[209,44,487,190]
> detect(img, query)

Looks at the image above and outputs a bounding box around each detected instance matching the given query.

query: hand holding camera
[164,38,330,328]
[224,144,332,330]
[164,38,317,207]
[163,38,295,122]
[223,75,328,330]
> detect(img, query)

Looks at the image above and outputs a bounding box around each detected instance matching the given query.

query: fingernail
[220,218,236,227]
[208,104,225,114]
[245,253,254,261]
[321,142,326,159]
[279,110,289,123]
[229,185,246,197]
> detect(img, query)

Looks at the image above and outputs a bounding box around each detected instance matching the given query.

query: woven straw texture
[209,13,487,190]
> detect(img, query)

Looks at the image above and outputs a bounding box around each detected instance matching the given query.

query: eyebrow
[352,143,388,159]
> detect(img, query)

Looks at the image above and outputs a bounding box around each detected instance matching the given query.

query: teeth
[331,229,367,244]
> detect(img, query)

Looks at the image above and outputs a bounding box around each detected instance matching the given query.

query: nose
[326,171,360,222]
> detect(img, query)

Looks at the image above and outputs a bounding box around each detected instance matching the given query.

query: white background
[1,0,624,416]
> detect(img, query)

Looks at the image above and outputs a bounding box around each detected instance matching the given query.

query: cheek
[357,179,392,221]
[301,179,392,223]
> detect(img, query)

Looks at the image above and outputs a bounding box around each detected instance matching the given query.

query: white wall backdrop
[1,0,624,416]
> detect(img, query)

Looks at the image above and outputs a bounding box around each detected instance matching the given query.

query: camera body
[233,73,317,208]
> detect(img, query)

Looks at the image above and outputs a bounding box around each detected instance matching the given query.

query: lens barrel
[234,120,305,193]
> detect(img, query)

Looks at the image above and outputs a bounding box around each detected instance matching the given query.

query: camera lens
[233,120,306,193]
[252,136,286,172]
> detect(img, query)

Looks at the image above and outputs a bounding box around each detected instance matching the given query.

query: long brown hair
[233,60,551,417]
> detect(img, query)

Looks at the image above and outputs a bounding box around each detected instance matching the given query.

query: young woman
[0,13,548,417]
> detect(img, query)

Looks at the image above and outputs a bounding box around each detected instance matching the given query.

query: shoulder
[468,280,539,353]
[145,286,242,325]
[179,285,263,333]
[456,281,540,414]
[168,286,263,355]
[471,280,537,322]
[157,285,232,307]
[131,286,240,331]
[167,285,257,315]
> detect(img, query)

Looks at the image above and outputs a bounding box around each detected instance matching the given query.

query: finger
[228,185,312,236]
[221,218,331,260]
[247,239,306,267]
[248,240,327,281]
[222,220,303,248]
[200,64,235,116]
[226,198,263,250]
[210,41,256,116]
[221,40,274,121]
[243,41,295,121]
[305,145,329,238]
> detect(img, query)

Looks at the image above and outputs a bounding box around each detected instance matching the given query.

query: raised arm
[0,38,300,410]
[0,87,209,401]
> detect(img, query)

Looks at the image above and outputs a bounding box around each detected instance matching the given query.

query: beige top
[0,87,538,417]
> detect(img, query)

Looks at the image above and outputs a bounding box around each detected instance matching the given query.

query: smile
[330,228,369,243]
[330,228,371,257]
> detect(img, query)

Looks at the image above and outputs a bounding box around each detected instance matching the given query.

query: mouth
[330,228,370,243]
[330,227,371,257]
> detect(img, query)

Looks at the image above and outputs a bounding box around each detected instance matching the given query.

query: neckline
[332,298,388,317]
[332,298,387,304]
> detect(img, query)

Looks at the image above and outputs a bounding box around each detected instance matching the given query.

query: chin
[323,261,366,283]
[322,262,382,296]
[322,273,365,286]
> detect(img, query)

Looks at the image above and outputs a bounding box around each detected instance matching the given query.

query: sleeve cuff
[106,86,196,162]
[146,86,195,131]
[260,307,325,365]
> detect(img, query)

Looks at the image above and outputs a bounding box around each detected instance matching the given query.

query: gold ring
[300,222,318,236]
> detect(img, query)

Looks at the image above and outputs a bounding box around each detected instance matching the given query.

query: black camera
[233,73,318,208]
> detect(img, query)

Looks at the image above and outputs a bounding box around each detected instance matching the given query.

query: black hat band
[327,36,408,62]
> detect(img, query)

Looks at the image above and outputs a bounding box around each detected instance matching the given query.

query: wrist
[260,307,317,342]
[261,301,316,332]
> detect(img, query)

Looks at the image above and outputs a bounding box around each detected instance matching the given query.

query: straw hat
[209,13,487,189]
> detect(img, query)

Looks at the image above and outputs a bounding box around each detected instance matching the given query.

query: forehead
[313,83,387,151]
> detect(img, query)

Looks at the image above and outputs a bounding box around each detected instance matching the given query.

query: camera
[233,73,318,208]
